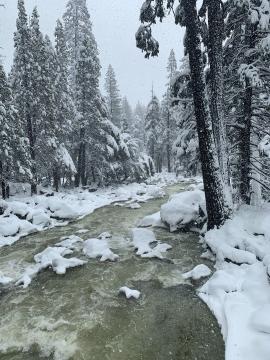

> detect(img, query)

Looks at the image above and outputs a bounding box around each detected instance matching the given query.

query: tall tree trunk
[26,102,37,196]
[239,24,256,204]
[81,143,87,186]
[183,0,232,229]
[53,168,59,192]
[167,109,171,172]
[75,127,85,187]
[208,0,231,204]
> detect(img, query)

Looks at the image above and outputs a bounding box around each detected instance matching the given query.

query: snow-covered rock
[137,211,166,228]
[131,228,157,256]
[0,216,20,237]
[55,235,83,250]
[83,238,119,262]
[98,232,112,239]
[160,190,206,232]
[141,243,172,260]
[182,264,211,280]
[127,202,141,209]
[119,286,141,299]
[131,228,172,259]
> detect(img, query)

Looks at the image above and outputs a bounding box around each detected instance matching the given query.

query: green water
[0,183,224,360]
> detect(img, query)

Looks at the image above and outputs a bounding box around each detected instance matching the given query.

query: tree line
[0,0,154,198]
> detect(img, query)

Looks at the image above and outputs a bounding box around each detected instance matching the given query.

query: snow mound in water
[127,202,141,209]
[160,190,206,232]
[137,211,166,228]
[55,235,83,250]
[17,246,86,288]
[182,264,211,280]
[98,232,112,239]
[131,228,172,259]
[83,238,119,262]
[0,273,13,285]
[119,286,141,299]
[132,228,157,255]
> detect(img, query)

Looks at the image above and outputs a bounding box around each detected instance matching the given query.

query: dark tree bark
[75,127,86,187]
[182,0,231,229]
[239,24,256,204]
[207,0,231,194]
[53,168,59,192]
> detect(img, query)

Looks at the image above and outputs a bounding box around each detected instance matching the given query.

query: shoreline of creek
[0,182,224,360]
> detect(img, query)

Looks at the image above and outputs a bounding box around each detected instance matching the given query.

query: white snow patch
[182,264,211,280]
[137,211,166,228]
[83,238,119,262]
[119,286,141,299]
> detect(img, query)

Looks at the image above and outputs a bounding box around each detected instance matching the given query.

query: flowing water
[0,183,224,360]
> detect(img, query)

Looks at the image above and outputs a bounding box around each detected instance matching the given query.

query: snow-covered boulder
[182,264,211,280]
[131,228,171,259]
[46,198,79,220]
[7,201,30,219]
[131,228,157,256]
[98,232,112,239]
[160,190,206,232]
[83,238,119,262]
[119,286,141,299]
[137,211,166,228]
[0,216,20,237]
[29,209,51,227]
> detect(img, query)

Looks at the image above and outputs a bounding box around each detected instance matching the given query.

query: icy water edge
[0,183,224,360]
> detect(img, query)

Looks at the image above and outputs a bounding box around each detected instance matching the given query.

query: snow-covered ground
[0,172,181,249]
[199,205,270,360]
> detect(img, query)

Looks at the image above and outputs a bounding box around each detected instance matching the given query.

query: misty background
[0,0,184,106]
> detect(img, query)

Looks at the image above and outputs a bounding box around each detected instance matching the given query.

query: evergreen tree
[63,0,99,90]
[104,64,122,127]
[145,95,163,172]
[0,64,31,198]
[121,97,133,133]
[11,0,36,194]
[132,102,146,149]
[74,36,100,186]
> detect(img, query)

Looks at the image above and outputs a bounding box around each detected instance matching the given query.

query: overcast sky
[0,0,184,107]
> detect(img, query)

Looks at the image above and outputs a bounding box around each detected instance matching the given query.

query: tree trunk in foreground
[183,0,232,229]
[208,0,232,205]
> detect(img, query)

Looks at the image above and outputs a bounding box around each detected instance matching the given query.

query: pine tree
[74,36,100,186]
[11,0,36,194]
[121,97,133,133]
[104,65,122,127]
[145,95,163,172]
[0,63,31,198]
[63,0,100,90]
[132,102,146,149]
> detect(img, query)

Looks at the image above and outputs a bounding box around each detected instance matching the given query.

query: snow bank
[182,264,211,280]
[199,204,270,360]
[119,286,141,299]
[160,190,206,232]
[0,178,173,249]
[83,238,119,262]
[131,228,172,259]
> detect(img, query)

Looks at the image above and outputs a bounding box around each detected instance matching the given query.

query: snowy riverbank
[148,185,270,360]
[0,172,185,249]
[199,205,270,360]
